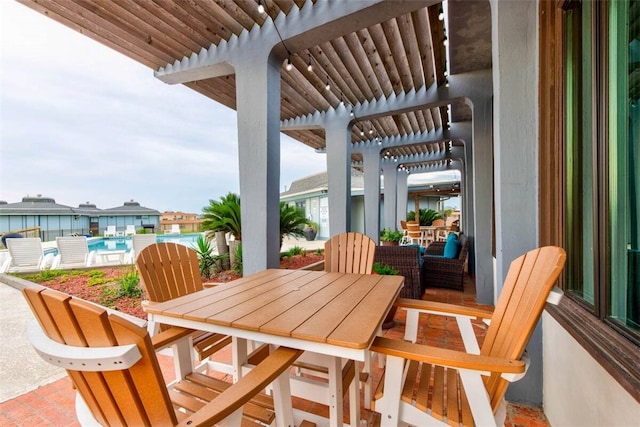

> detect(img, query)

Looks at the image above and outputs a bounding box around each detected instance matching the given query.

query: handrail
[0,226,41,239]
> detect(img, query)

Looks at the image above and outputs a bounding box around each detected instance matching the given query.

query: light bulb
[325,80,331,91]
[307,62,313,72]
[443,37,448,47]
[258,1,265,14]
[438,8,444,21]
[285,57,293,71]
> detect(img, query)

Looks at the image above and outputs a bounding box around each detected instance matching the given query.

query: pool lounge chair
[127,233,157,264]
[52,236,94,269]
[104,225,117,237]
[124,224,136,236]
[0,237,53,273]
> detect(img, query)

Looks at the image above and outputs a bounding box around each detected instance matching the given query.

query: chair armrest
[424,242,445,255]
[394,298,493,319]
[177,346,303,427]
[151,326,194,351]
[371,337,524,375]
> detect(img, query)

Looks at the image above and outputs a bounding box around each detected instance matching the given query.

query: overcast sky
[0,1,327,214]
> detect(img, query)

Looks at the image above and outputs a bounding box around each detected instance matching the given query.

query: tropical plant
[194,235,225,279]
[231,242,243,275]
[279,202,307,248]
[201,192,242,241]
[407,209,443,226]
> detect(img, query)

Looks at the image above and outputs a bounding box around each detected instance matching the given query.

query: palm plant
[201,192,242,241]
[279,202,307,248]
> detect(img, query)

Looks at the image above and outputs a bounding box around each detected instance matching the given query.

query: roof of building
[101,200,161,216]
[0,196,160,217]
[281,169,364,198]
[0,195,76,215]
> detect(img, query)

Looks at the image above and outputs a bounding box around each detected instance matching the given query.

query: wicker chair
[374,245,424,299]
[422,234,470,291]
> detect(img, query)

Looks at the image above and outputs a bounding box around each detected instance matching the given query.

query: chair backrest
[135,242,203,303]
[406,222,422,239]
[481,246,566,411]
[106,225,116,233]
[55,237,89,265]
[7,237,43,267]
[171,224,180,233]
[125,224,136,233]
[431,219,445,226]
[22,285,177,425]
[399,220,407,231]
[132,234,157,255]
[324,232,376,274]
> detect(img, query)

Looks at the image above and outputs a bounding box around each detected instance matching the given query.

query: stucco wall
[542,312,640,426]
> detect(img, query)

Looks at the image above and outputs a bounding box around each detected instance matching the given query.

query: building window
[565,0,640,342]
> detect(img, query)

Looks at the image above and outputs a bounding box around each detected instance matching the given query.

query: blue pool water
[46,233,204,256]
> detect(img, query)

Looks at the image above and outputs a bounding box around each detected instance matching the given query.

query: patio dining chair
[135,242,234,374]
[324,231,376,274]
[371,246,566,427]
[321,231,377,410]
[22,284,302,427]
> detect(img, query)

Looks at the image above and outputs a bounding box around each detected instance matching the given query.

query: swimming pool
[45,233,205,256]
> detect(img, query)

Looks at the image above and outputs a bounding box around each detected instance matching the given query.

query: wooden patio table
[145,268,404,427]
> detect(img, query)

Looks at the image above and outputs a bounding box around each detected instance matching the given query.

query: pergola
[15,0,559,405]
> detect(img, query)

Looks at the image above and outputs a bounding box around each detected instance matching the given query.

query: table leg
[327,357,344,427]
[232,336,248,382]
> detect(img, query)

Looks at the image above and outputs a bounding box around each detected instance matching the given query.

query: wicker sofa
[421,234,469,291]
[374,245,424,299]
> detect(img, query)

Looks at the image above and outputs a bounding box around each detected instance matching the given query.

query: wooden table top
[145,269,404,350]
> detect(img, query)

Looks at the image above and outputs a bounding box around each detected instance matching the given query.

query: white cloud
[0,1,326,214]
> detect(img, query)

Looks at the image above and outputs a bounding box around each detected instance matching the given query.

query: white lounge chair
[52,236,94,269]
[0,237,53,273]
[104,225,117,238]
[164,224,180,234]
[127,233,156,264]
[124,224,136,236]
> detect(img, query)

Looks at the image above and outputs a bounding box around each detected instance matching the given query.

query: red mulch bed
[21,253,324,320]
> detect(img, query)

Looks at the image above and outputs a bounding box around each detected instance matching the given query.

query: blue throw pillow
[446,232,458,242]
[443,238,461,259]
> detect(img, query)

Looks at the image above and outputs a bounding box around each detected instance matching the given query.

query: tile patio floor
[0,274,550,427]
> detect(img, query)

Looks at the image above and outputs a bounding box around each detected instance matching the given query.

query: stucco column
[361,146,382,242]
[234,53,282,275]
[491,0,541,404]
[396,170,408,227]
[325,117,352,235]
[381,161,398,230]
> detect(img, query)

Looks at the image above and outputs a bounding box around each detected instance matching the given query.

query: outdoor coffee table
[145,268,403,426]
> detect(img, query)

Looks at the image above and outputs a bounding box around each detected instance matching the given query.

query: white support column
[325,117,352,235]
[396,171,408,228]
[491,0,541,404]
[362,146,382,242]
[235,53,282,275]
[381,162,398,231]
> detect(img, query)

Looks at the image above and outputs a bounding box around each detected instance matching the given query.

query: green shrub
[287,246,305,256]
[372,262,399,275]
[117,268,141,298]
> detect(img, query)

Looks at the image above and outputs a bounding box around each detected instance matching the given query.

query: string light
[438,7,444,21]
[443,36,448,47]
[325,77,331,91]
[307,55,313,72]
[257,0,265,14]
[445,79,449,88]
[285,56,293,71]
